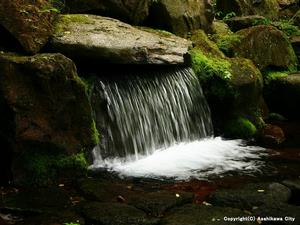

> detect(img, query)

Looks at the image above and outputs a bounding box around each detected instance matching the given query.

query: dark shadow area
[0,25,24,53]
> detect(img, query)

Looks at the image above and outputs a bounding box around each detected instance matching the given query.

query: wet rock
[15,210,85,225]
[253,203,300,225]
[259,124,285,147]
[128,191,193,217]
[216,0,280,19]
[146,0,214,37]
[162,204,253,225]
[282,179,300,192]
[264,73,300,119]
[0,0,57,54]
[80,202,159,225]
[208,183,291,210]
[63,0,149,25]
[0,187,71,213]
[49,14,191,65]
[0,52,96,185]
[225,15,266,32]
[78,178,140,202]
[234,25,298,71]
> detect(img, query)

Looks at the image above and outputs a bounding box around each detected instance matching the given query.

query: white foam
[90,137,266,180]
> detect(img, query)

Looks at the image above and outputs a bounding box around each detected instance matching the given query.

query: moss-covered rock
[189,32,264,138]
[234,25,298,71]
[0,52,98,185]
[264,72,300,119]
[63,0,149,25]
[0,0,57,54]
[216,0,280,19]
[224,117,257,139]
[146,0,214,37]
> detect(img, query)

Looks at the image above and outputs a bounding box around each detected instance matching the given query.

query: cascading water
[91,67,265,180]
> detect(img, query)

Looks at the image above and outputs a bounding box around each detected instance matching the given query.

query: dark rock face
[0,52,96,184]
[146,0,214,37]
[64,0,149,25]
[80,202,160,225]
[225,15,266,32]
[264,73,300,119]
[234,25,298,71]
[49,14,191,65]
[0,0,57,54]
[216,0,280,19]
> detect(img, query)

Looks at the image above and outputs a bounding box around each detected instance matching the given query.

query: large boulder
[233,25,298,71]
[0,0,57,54]
[63,0,149,25]
[146,0,214,37]
[49,14,191,65]
[190,30,264,138]
[264,72,300,119]
[225,15,266,32]
[216,0,280,19]
[0,52,97,185]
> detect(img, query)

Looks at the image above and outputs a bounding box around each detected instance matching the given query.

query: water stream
[91,67,265,180]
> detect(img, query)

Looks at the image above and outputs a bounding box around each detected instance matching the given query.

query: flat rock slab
[80,202,160,225]
[208,182,291,210]
[49,14,191,65]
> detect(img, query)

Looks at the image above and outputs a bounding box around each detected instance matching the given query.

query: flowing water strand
[96,67,213,159]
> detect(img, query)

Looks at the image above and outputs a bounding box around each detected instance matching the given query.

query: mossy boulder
[146,0,214,37]
[49,14,191,65]
[189,32,264,138]
[0,0,57,54]
[0,52,97,185]
[233,25,298,71]
[63,0,149,25]
[216,0,280,19]
[264,72,300,119]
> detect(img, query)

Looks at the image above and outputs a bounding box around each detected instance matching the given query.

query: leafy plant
[223,12,236,21]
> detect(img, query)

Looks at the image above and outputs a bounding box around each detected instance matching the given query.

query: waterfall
[93,67,213,159]
[91,66,265,180]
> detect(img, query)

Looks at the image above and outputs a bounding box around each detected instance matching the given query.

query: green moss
[81,76,96,98]
[190,30,225,58]
[190,49,231,80]
[264,71,289,85]
[225,117,257,139]
[55,14,94,33]
[215,33,241,57]
[21,150,88,186]
[91,120,100,145]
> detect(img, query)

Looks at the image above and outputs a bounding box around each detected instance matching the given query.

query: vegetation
[215,33,241,57]
[264,71,289,85]
[225,117,257,139]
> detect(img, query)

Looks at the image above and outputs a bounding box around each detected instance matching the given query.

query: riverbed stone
[80,202,160,225]
[259,124,286,146]
[0,0,57,54]
[0,52,96,185]
[162,204,253,225]
[146,0,214,37]
[63,0,149,25]
[234,25,298,71]
[208,182,291,210]
[49,14,191,65]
